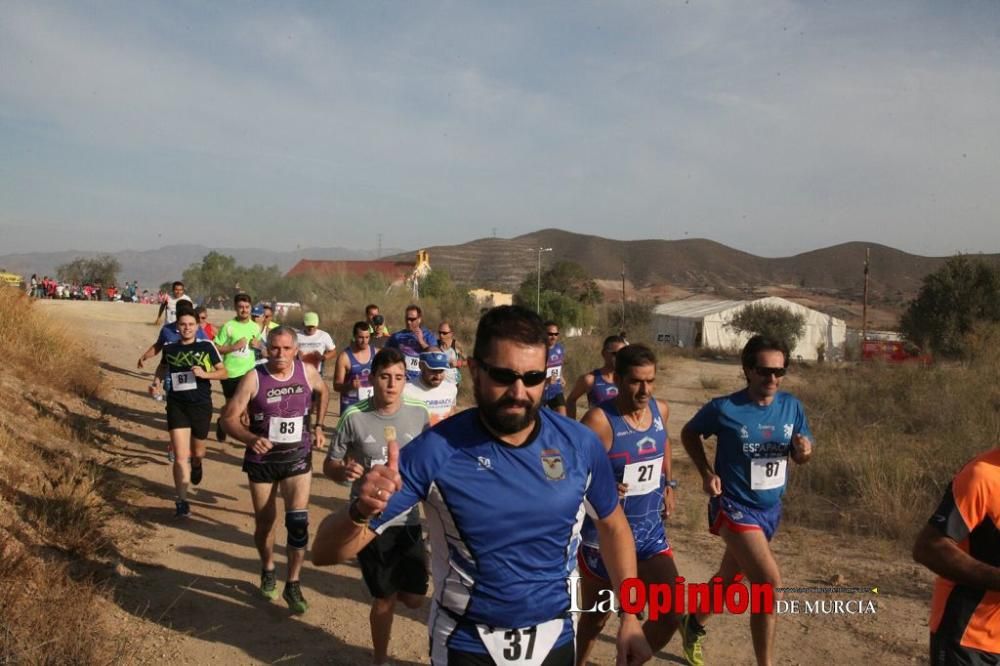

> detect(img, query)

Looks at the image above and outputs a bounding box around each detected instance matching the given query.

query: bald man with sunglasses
[313,305,650,666]
[678,335,814,666]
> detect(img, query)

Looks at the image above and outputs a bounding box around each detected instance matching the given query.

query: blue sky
[2,1,998,257]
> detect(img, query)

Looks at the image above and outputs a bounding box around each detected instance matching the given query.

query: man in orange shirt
[913,447,1000,665]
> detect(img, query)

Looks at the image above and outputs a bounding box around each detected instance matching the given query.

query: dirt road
[38,300,932,665]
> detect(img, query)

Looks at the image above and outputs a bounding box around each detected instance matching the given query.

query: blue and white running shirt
[370,407,619,658]
[687,389,813,509]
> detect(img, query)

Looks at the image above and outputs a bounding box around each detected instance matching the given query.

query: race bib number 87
[750,457,787,490]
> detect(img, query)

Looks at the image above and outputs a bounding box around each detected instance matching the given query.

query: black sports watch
[666,479,679,490]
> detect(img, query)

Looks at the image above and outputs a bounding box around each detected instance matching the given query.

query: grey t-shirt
[328,397,430,526]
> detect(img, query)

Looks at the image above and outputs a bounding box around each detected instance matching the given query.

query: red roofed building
[286,259,414,283]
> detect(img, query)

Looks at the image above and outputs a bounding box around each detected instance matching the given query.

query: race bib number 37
[750,457,787,490]
[476,618,564,666]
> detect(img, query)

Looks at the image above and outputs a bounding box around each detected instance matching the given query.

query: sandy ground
[37,300,933,665]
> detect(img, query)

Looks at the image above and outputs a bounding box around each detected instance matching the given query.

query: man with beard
[313,305,650,666]
[402,349,458,425]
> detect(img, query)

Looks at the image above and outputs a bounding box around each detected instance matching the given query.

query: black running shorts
[243,454,312,484]
[448,639,574,665]
[358,524,429,599]
[166,399,213,439]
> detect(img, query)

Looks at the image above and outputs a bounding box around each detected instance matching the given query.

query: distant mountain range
[4,230,998,299]
[386,229,1000,298]
[0,245,402,288]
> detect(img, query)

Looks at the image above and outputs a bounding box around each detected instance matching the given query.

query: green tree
[900,256,1000,357]
[514,260,603,325]
[419,269,458,300]
[56,255,121,285]
[727,302,806,351]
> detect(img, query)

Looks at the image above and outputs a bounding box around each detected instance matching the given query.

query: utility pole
[621,261,627,331]
[535,247,553,313]
[862,247,870,342]
[376,233,383,260]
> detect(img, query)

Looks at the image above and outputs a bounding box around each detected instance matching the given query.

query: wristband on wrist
[666,479,678,489]
[348,499,369,527]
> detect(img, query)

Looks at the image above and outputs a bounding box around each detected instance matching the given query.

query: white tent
[650,296,846,361]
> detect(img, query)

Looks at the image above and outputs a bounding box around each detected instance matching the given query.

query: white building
[650,296,846,361]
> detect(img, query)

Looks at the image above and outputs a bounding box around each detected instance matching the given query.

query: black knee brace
[286,509,309,550]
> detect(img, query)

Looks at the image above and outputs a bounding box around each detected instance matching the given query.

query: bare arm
[332,351,351,394]
[305,364,329,449]
[681,421,721,497]
[313,441,402,566]
[221,372,259,446]
[192,362,228,381]
[913,524,1000,591]
[566,374,594,420]
[593,506,651,665]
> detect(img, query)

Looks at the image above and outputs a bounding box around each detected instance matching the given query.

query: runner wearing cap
[297,312,337,375]
[297,312,337,436]
[403,349,458,425]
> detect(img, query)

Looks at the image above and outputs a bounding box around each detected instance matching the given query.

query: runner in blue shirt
[314,305,651,666]
[385,304,437,382]
[543,321,568,415]
[566,335,627,419]
[576,344,682,664]
[679,335,814,666]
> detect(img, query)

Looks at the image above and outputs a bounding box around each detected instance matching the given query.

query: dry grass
[0,288,138,664]
[0,288,102,398]
[786,324,1000,542]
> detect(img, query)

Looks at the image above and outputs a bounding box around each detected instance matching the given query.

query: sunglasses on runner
[474,358,547,387]
[438,330,452,336]
[406,316,419,322]
[753,366,787,378]
[547,331,559,337]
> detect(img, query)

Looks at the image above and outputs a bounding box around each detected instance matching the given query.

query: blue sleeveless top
[587,368,619,407]
[581,398,669,558]
[340,347,373,413]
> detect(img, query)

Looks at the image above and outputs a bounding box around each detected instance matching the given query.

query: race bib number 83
[269,417,303,444]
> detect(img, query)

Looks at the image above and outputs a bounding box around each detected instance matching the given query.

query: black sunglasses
[753,366,787,378]
[406,317,419,322]
[474,358,547,387]
[547,331,559,336]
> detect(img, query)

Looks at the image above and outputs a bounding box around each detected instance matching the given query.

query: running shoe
[174,500,190,519]
[679,614,706,666]
[283,581,308,614]
[215,421,226,443]
[190,462,203,486]
[259,569,278,601]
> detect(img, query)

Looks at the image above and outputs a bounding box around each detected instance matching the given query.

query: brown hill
[388,229,1000,298]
